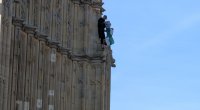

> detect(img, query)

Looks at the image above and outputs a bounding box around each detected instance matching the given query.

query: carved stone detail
[35,32,48,42]
[48,41,60,49]
[23,25,37,34]
[14,0,21,4]
[12,17,24,27]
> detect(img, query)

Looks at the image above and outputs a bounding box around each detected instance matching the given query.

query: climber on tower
[98,15,107,48]
[105,20,114,45]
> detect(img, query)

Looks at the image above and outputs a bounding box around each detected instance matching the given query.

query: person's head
[105,21,111,28]
[103,15,107,20]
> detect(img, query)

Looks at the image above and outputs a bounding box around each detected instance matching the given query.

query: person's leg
[98,29,101,39]
[101,37,104,44]
[99,31,104,44]
[98,36,104,49]
[102,33,107,45]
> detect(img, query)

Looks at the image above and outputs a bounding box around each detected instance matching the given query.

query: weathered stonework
[0,0,115,110]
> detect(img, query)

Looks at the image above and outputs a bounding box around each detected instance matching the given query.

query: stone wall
[0,0,115,110]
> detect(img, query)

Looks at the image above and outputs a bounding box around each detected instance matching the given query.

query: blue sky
[103,0,200,110]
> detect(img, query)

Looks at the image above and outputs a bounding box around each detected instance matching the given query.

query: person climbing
[98,15,107,48]
[105,21,114,46]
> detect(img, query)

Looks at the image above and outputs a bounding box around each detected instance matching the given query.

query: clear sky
[103,0,200,110]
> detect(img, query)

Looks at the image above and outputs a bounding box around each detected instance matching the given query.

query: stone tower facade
[0,0,115,110]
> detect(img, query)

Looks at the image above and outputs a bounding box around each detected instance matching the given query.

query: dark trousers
[98,30,106,45]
